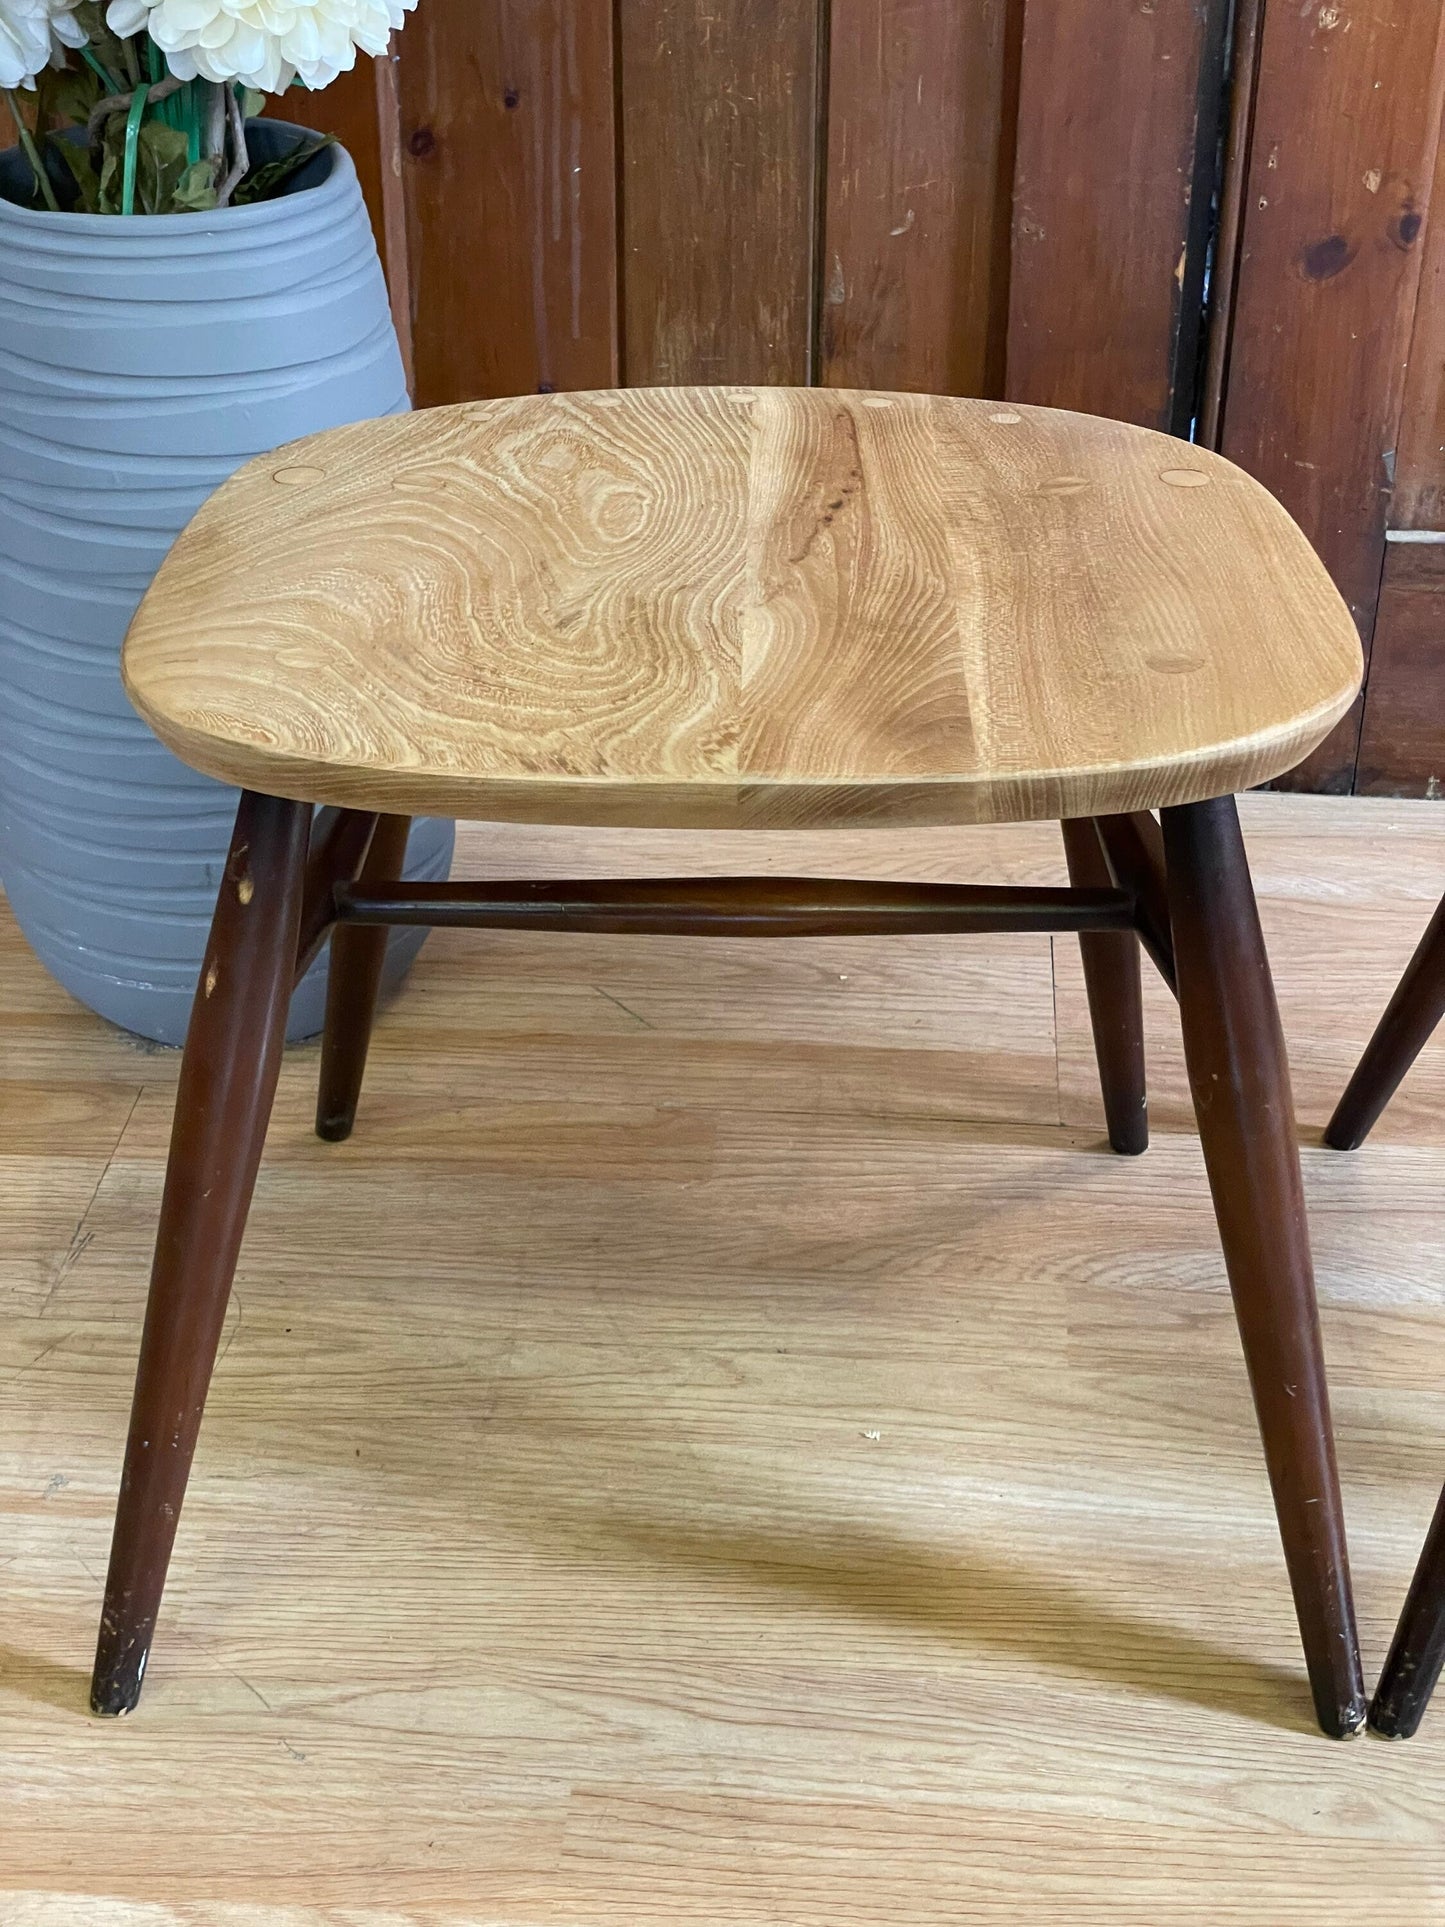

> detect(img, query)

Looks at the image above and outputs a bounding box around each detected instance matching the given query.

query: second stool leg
[1324,891,1445,1150]
[1061,817,1148,1154]
[90,790,311,1716]
[316,813,412,1142]
[1371,1482,1445,1738]
[1162,794,1365,1738]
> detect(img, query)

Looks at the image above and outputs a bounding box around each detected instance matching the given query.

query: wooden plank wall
[1359,86,1445,798]
[381,0,1029,402]
[365,0,1219,412]
[10,3,1445,796]
[1006,0,1231,433]
[618,0,819,387]
[398,1,617,403]
[1218,3,1445,793]
[819,0,1022,397]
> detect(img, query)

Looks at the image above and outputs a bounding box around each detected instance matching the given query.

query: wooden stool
[1325,901,1445,1735]
[95,387,1365,1734]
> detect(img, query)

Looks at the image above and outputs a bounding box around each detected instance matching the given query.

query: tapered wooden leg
[295,807,380,980]
[90,791,311,1716]
[1325,891,1445,1150]
[316,814,412,1143]
[1371,1482,1445,1738]
[1162,795,1365,1738]
[1095,810,1177,994]
[1061,818,1148,1154]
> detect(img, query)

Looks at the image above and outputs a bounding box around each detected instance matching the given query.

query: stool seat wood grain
[121,387,1361,831]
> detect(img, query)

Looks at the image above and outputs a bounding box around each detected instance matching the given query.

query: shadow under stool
[93,385,1366,1735]
[1326,890,1445,1737]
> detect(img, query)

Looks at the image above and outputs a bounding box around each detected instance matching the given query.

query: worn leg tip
[1321,1117,1367,1152]
[1318,1696,1368,1740]
[315,1113,356,1143]
[89,1672,144,1718]
[1369,1700,1423,1741]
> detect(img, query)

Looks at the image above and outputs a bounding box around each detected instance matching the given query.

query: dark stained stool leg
[1371,1482,1445,1738]
[1061,817,1148,1154]
[90,790,311,1716]
[316,813,413,1143]
[1162,794,1366,1739]
[295,807,380,978]
[1324,891,1445,1150]
[1095,809,1177,993]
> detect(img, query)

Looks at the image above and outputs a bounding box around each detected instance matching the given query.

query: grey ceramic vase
[0,121,453,1045]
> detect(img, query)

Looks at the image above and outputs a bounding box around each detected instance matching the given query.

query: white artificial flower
[0,0,89,89]
[48,0,84,49]
[105,0,418,94]
[0,0,53,88]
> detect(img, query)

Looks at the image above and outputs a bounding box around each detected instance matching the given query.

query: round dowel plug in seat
[95,387,1369,1739]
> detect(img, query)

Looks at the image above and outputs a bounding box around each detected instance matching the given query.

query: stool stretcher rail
[327,877,1140,940]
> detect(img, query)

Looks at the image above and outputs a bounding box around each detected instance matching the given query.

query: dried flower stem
[87,72,184,167]
[4,87,60,211]
[203,77,227,170]
[215,82,247,207]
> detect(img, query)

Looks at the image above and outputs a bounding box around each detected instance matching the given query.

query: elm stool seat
[98,385,1366,1733]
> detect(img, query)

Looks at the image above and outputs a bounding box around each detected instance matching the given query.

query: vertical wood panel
[618,0,819,387]
[398,0,618,407]
[372,40,414,392]
[1391,128,1445,533]
[819,0,1021,397]
[1221,7,1445,792]
[1356,544,1445,797]
[1006,0,1230,431]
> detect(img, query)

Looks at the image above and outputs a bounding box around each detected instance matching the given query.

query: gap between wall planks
[1195,0,1265,454]
[1004,0,1231,434]
[1220,3,1445,795]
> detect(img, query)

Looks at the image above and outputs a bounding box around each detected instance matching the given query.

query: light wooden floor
[5,794,1445,1924]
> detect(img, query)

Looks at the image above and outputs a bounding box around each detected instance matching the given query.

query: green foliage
[33,61,104,134]
[27,39,327,215]
[232,134,333,206]
[131,121,197,216]
[50,137,100,210]
[70,2,133,90]
[172,161,220,212]
[49,114,221,215]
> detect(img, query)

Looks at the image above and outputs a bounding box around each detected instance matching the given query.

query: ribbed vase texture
[0,125,453,1044]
